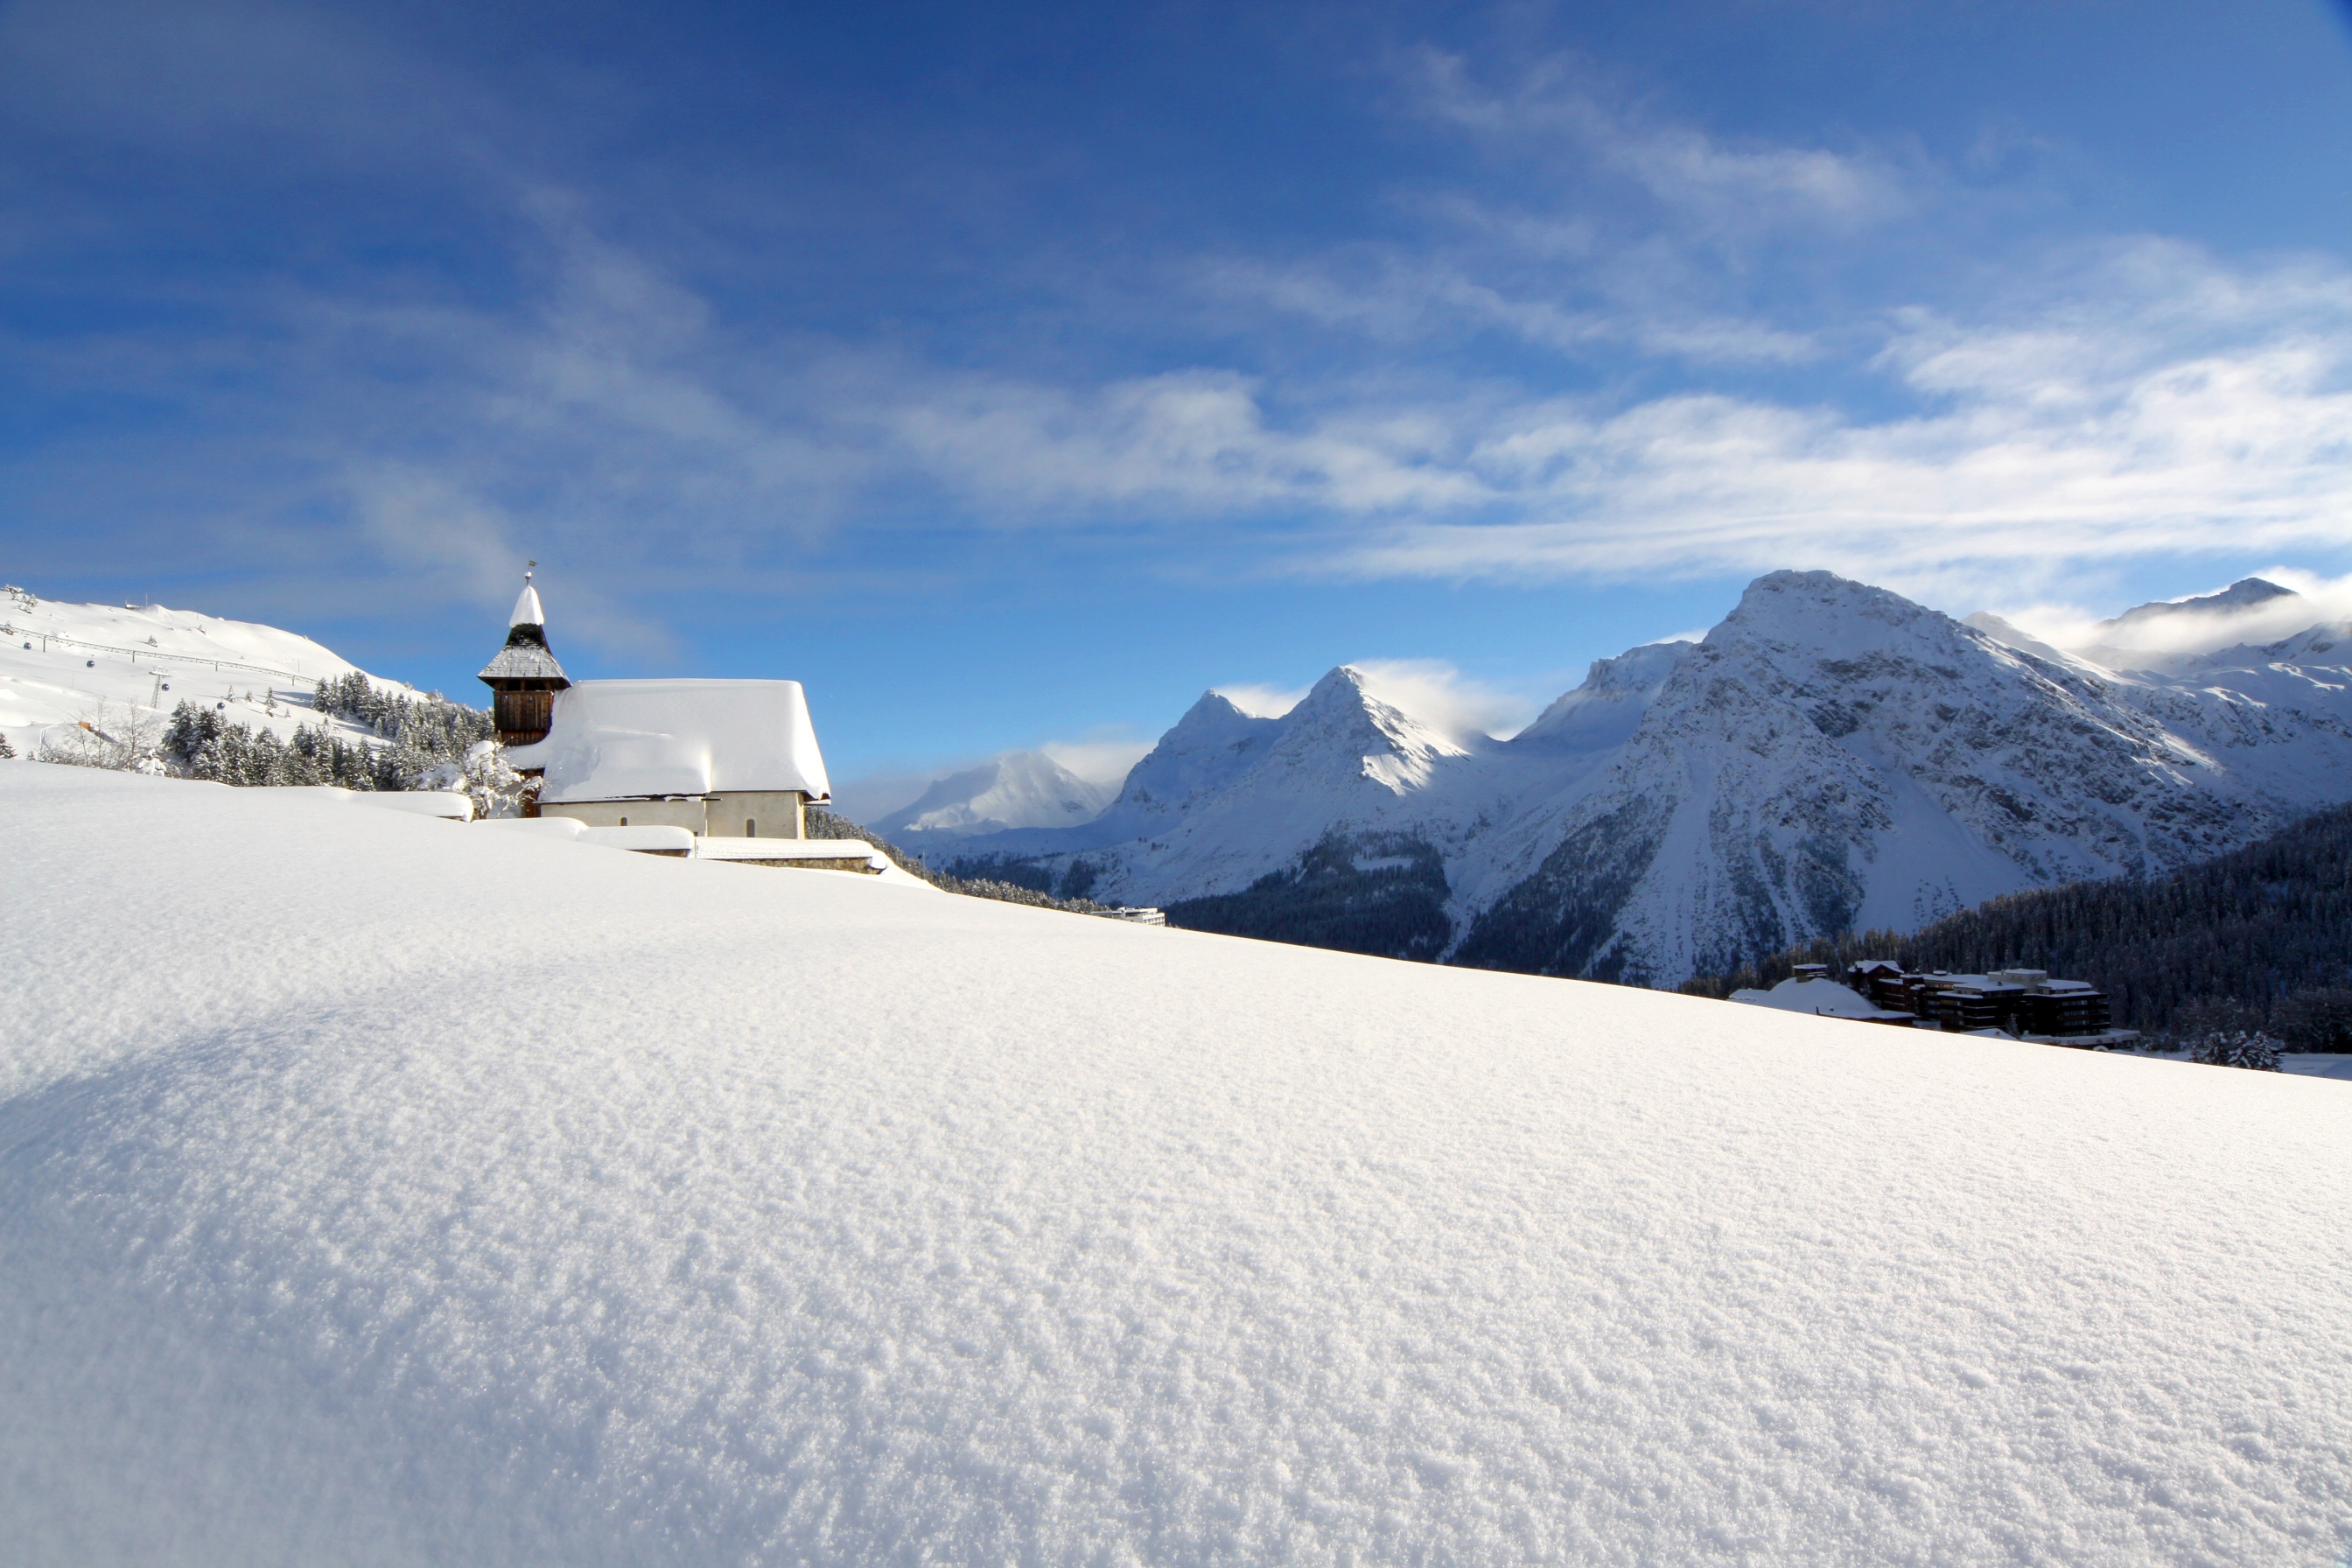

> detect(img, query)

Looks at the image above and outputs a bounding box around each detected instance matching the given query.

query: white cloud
[1348,659,1536,742]
[1200,252,1818,368]
[1214,682,1310,719]
[1989,568,2352,662]
[1406,46,1911,235]
[886,368,1487,520]
[1325,243,2352,597]
[859,237,2352,603]
[1039,736,1153,787]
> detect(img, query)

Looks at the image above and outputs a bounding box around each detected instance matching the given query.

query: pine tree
[2194,1032,2284,1072]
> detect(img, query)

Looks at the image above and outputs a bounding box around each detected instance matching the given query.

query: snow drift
[4,761,2348,1564]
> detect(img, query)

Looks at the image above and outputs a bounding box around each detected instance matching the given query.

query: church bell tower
[478,567,570,746]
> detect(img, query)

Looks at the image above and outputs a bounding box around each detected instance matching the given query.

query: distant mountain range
[929,571,2352,984]
[872,750,1118,838]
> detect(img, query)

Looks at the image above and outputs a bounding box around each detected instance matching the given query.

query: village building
[1843,961,2138,1048]
[480,573,879,872]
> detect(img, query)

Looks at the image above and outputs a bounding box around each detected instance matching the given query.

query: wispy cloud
[1993,567,2352,660]
[1404,46,1913,235]
[1337,242,2352,597]
[1213,682,1311,719]
[1348,659,1536,741]
[1040,736,1155,786]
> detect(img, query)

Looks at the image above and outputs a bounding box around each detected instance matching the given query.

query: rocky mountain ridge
[942,571,2352,984]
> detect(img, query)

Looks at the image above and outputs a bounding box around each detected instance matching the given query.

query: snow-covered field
[4,760,2348,1564]
[0,588,388,758]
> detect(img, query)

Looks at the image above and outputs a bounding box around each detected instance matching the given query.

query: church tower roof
[479,569,570,687]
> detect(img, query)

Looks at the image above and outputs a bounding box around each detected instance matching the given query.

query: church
[480,573,835,841]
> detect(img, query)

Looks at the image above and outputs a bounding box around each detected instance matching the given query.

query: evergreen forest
[160,674,492,789]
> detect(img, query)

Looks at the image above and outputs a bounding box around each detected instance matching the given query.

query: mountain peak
[1174,690,1259,731]
[1514,641,1691,754]
[2103,578,2300,635]
[1718,570,1945,654]
[1270,665,1469,795]
[1113,693,1285,816]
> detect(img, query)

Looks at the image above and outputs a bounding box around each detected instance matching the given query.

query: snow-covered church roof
[477,576,570,684]
[506,679,831,802]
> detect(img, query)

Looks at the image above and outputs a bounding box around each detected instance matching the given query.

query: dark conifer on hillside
[2194,1032,2285,1072]
[1682,803,2352,1047]
[312,674,494,758]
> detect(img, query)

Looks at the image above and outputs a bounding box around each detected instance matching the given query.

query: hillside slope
[0,585,399,758]
[4,760,2350,1564]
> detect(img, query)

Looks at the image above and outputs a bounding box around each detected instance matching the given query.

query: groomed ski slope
[4,761,2348,1565]
[0,591,385,759]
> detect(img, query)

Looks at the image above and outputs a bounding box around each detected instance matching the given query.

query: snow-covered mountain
[872,749,1119,838]
[0,584,399,757]
[940,571,2352,984]
[2069,576,2327,674]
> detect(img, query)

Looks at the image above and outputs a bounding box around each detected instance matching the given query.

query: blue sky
[4,0,2351,812]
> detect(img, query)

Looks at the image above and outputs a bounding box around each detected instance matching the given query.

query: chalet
[480,573,875,872]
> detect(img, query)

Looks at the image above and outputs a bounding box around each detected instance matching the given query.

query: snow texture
[354,788,474,821]
[4,760,2350,1565]
[508,679,832,803]
[578,823,697,853]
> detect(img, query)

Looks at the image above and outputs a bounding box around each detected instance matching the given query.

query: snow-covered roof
[477,629,569,683]
[478,574,568,684]
[1731,976,1915,1021]
[508,678,831,802]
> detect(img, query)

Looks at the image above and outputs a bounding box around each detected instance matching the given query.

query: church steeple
[479,565,570,746]
[510,574,545,630]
